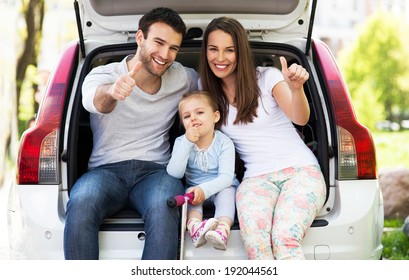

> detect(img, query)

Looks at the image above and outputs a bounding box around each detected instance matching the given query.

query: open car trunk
[66,38,330,233]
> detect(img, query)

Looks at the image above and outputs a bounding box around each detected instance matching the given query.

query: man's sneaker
[190,218,219,248]
[205,229,228,251]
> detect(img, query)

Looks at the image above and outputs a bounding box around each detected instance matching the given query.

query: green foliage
[339,10,409,128]
[351,82,384,131]
[18,65,38,134]
[382,219,409,260]
[377,138,409,260]
[384,219,404,228]
[382,230,409,260]
[372,131,409,170]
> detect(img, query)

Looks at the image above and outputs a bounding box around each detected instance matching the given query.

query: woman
[199,17,326,260]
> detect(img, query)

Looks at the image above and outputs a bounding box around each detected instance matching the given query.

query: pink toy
[167,192,194,208]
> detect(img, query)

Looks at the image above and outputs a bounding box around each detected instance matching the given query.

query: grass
[382,219,409,260]
[371,130,409,259]
[372,130,409,171]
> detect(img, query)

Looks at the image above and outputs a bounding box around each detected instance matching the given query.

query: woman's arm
[272,57,310,126]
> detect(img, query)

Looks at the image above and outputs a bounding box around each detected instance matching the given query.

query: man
[64,7,199,260]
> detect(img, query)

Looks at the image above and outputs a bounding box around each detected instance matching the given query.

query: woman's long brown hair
[199,17,260,125]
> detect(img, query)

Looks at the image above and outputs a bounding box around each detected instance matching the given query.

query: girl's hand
[187,186,205,205]
[185,122,200,143]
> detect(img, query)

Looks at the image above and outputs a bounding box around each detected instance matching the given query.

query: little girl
[167,91,238,250]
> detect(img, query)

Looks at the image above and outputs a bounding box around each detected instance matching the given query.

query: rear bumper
[302,180,384,260]
[8,180,383,260]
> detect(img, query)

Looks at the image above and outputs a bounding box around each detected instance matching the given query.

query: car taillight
[17,42,78,184]
[313,40,377,180]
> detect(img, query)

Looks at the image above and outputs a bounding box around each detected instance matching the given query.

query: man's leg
[64,166,129,259]
[129,162,183,260]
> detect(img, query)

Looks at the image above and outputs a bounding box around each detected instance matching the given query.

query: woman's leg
[236,176,280,259]
[270,165,326,260]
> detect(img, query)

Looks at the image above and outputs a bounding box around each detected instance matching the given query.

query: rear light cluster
[17,43,78,184]
[313,40,377,180]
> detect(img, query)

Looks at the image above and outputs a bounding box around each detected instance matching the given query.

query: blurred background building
[314,0,409,57]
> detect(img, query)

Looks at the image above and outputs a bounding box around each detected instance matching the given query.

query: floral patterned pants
[236,165,326,260]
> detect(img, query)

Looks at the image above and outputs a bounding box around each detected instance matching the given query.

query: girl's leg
[187,197,204,236]
[236,176,280,259]
[187,205,218,248]
[187,209,203,237]
[187,210,203,223]
[212,186,236,226]
[270,165,326,260]
[205,186,236,250]
[186,186,204,231]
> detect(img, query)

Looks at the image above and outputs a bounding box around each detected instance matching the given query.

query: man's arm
[82,61,142,114]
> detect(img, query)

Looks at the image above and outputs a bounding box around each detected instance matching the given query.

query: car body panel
[79,0,313,43]
[8,179,383,259]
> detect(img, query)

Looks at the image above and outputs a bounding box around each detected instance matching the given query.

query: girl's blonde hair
[178,91,221,128]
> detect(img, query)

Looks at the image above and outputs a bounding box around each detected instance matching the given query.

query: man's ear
[135,30,144,45]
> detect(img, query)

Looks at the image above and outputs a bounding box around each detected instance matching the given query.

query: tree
[339,10,409,129]
[16,0,45,134]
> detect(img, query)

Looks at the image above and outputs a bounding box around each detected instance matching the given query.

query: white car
[8,0,384,260]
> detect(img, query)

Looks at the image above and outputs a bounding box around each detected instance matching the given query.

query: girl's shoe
[190,218,219,248]
[205,229,228,251]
